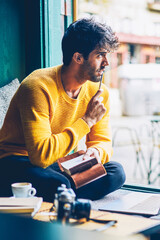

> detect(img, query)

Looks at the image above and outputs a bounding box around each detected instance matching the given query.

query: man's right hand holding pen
[82,89,106,128]
[82,88,106,163]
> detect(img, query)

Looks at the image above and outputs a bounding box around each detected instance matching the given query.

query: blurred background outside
[78,0,160,188]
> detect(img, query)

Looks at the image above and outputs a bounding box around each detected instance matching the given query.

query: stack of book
[0,197,43,217]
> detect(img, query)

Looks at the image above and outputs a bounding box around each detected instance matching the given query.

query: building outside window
[78,0,160,192]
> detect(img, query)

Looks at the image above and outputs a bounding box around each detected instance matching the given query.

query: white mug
[11,182,36,198]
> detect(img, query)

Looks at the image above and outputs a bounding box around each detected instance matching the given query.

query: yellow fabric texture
[0,65,113,168]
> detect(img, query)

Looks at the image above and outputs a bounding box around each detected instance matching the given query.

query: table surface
[34,202,160,239]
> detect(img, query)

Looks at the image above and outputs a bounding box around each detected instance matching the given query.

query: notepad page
[61,154,93,169]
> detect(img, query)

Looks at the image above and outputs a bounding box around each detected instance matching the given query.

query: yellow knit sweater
[0,65,112,168]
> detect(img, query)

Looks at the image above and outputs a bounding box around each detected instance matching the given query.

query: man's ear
[73,52,84,64]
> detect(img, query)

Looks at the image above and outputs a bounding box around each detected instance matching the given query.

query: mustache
[97,66,105,72]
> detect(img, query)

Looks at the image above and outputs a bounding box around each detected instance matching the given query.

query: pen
[93,220,117,232]
[99,73,103,90]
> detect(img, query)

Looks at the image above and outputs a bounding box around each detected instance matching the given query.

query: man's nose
[103,56,109,67]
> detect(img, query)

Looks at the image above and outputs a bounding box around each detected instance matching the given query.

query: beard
[81,60,104,83]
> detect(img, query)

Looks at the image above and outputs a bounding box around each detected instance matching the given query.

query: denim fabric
[0,155,125,202]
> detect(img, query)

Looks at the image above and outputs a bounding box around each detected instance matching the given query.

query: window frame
[40,0,74,68]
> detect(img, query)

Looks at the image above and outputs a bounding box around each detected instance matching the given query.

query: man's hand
[83,148,101,163]
[82,89,106,128]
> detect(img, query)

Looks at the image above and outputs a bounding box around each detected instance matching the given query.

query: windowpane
[78,0,160,190]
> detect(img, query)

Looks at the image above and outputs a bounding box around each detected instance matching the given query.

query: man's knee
[25,167,71,202]
[104,161,126,186]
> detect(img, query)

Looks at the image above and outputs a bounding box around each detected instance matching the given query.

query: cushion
[0,78,20,127]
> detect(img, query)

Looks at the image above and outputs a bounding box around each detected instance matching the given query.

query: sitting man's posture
[0,18,125,202]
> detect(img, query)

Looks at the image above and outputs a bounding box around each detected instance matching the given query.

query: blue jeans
[0,155,126,202]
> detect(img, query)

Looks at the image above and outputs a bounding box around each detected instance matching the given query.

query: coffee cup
[11,182,36,198]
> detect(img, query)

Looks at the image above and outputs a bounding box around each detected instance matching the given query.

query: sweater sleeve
[86,87,113,164]
[17,80,90,168]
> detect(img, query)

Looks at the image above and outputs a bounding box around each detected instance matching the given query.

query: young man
[0,18,125,202]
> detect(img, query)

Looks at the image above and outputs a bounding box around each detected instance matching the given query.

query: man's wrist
[82,116,93,128]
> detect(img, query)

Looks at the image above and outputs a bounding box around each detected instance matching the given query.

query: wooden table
[34,202,160,239]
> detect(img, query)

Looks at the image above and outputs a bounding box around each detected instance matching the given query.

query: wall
[0,0,25,87]
[0,0,74,87]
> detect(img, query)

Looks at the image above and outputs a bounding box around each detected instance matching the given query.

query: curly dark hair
[62,17,119,66]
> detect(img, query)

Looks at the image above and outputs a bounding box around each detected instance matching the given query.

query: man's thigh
[75,161,126,200]
[0,156,71,201]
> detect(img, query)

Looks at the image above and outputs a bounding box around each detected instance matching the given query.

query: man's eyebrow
[96,51,107,54]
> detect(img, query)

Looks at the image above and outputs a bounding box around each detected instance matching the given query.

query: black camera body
[54,184,91,223]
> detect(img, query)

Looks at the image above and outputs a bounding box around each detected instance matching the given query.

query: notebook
[57,150,106,188]
[99,191,160,217]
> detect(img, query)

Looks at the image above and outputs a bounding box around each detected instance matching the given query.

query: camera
[54,184,91,223]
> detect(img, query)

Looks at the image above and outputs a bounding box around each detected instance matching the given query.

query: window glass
[78,0,160,190]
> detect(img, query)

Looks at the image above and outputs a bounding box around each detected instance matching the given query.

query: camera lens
[72,199,91,220]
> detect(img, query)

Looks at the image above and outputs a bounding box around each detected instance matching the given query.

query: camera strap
[89,218,117,224]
